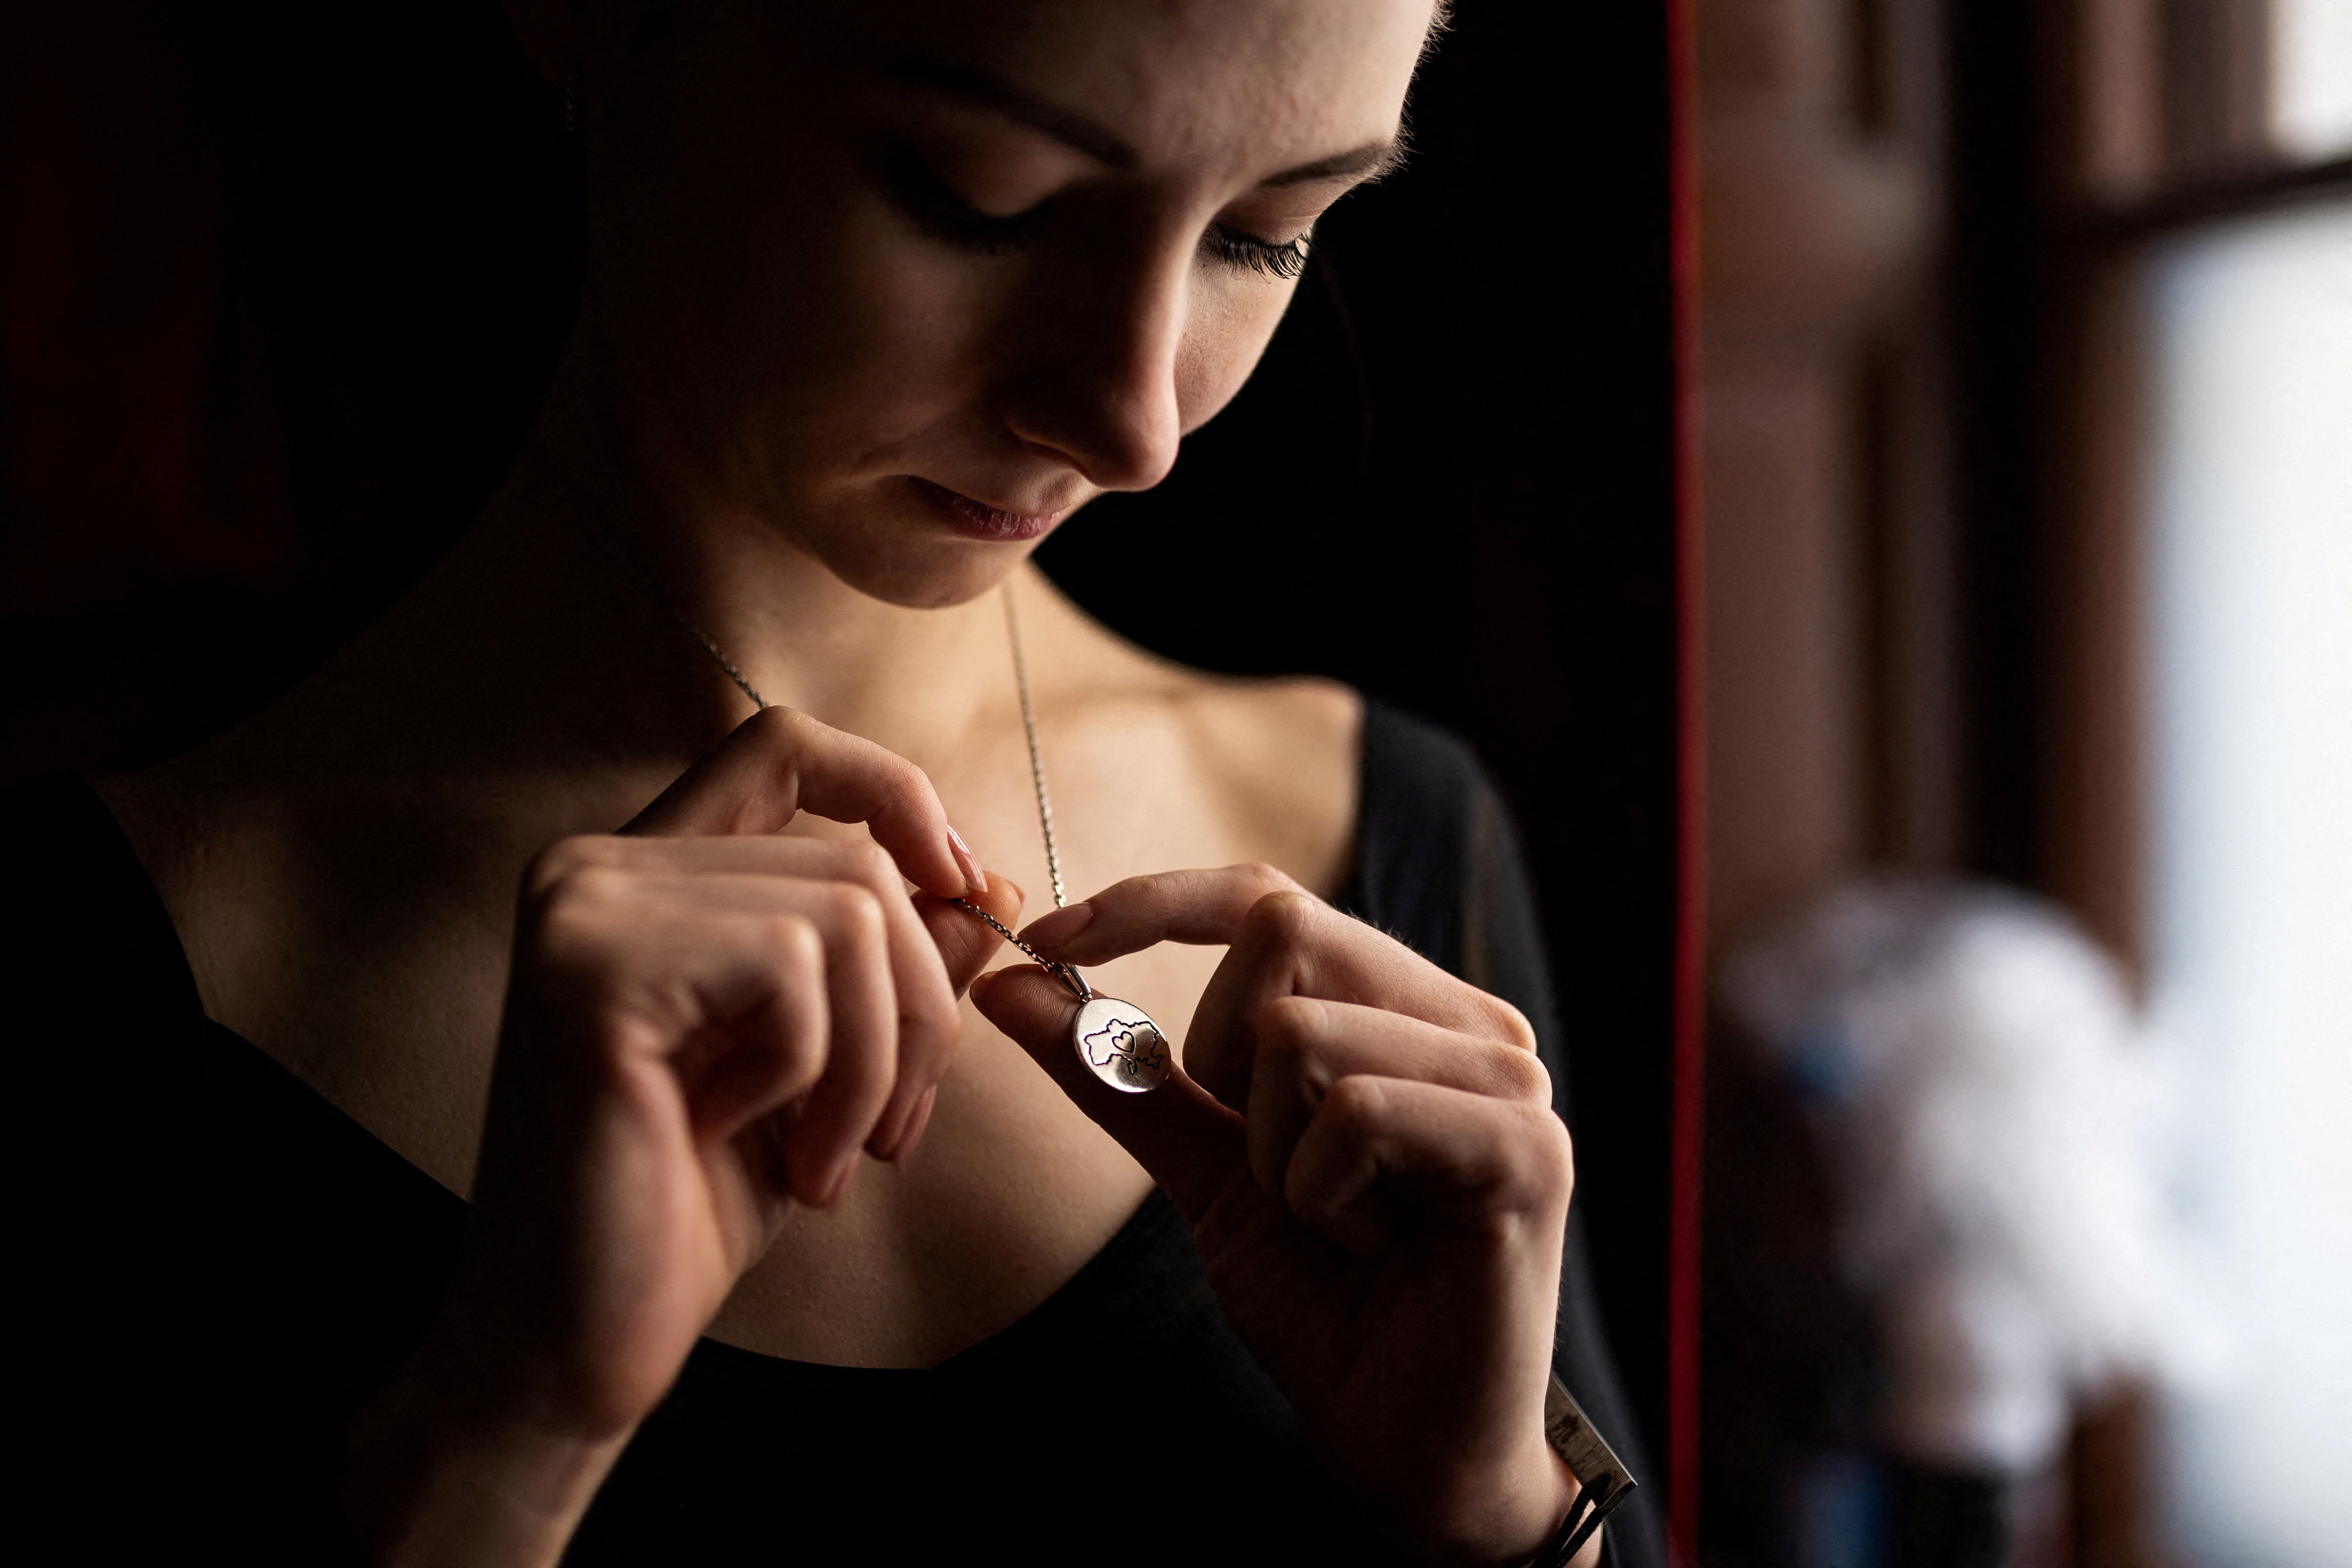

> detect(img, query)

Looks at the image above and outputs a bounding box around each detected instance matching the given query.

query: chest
[182,731,1325,1367]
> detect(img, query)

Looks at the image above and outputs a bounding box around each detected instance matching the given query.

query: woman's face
[575,0,1436,607]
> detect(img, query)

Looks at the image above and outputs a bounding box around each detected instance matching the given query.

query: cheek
[733,210,1004,463]
[604,153,998,484]
[1176,279,1304,435]
[593,39,1001,485]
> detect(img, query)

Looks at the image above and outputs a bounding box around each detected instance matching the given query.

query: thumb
[916,871,1026,997]
[970,965,1246,1222]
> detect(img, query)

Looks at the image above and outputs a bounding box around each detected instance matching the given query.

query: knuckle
[901,989,961,1046]
[821,882,888,943]
[1237,861,1303,897]
[1491,1044,1554,1103]
[530,893,605,965]
[1516,1108,1577,1197]
[847,837,900,888]
[525,834,618,900]
[526,875,645,987]
[766,912,825,974]
[733,706,796,759]
[1253,995,1324,1076]
[746,704,805,744]
[1481,995,1541,1055]
[1254,992,1323,1045]
[534,863,639,931]
[881,752,941,810]
[1319,1073,1386,1131]
[1244,889,1321,948]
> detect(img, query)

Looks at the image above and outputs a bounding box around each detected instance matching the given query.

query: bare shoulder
[1168,673,1361,825]
[1030,576,1362,899]
[1145,668,1364,901]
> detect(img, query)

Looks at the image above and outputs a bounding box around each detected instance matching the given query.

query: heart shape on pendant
[1072,996,1171,1094]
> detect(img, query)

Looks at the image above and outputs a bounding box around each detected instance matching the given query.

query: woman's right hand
[345,707,1019,1567]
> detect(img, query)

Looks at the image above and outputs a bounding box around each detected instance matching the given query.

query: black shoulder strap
[1340,697,1483,974]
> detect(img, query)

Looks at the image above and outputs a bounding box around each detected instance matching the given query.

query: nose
[998,242,1188,494]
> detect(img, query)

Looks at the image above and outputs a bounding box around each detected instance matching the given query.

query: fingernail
[896,1087,939,1161]
[825,1157,859,1208]
[1021,902,1094,953]
[872,1085,936,1161]
[946,825,985,894]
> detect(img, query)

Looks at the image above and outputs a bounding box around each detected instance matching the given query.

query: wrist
[1399,1436,1582,1568]
[1487,1446,1586,1568]
[1504,1450,1598,1568]
[345,1354,635,1568]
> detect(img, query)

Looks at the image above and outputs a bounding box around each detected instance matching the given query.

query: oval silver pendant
[1072,995,1171,1094]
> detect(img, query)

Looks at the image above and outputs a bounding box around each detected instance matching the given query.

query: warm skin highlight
[97,1,1604,1563]
[551,0,1431,608]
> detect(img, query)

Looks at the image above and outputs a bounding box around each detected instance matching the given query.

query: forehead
[835,0,1437,173]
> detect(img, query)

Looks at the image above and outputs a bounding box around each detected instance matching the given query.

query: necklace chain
[666,581,1088,1000]
[667,601,768,715]
[998,586,1066,911]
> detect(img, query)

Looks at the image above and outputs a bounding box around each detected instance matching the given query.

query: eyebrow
[1262,140,1404,187]
[885,57,1139,170]
[883,56,1403,190]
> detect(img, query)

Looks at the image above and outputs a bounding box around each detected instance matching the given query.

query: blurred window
[2139,197,2352,1562]
[2272,0,2352,160]
[2063,0,2352,200]
[2043,0,2352,1553]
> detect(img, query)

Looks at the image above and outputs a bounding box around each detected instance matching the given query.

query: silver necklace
[671,583,1171,1095]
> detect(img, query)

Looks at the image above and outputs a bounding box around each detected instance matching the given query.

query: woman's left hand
[971,866,1586,1567]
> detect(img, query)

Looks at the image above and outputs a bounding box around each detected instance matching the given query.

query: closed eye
[883,142,1047,252]
[1201,224,1311,281]
[887,139,1311,283]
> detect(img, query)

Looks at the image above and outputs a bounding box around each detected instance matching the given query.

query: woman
[16,0,1661,1563]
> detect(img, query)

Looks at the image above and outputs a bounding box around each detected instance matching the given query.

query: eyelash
[885,143,1041,252]
[884,143,1311,281]
[1200,225,1312,281]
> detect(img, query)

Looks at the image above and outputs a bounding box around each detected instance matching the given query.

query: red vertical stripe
[1663,0,1708,1556]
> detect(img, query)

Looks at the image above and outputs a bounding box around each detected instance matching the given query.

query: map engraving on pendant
[1072,996,1171,1093]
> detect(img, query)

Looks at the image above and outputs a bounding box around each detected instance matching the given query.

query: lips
[908,477,1066,543]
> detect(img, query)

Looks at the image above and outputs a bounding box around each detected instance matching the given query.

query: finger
[1020,870,1534,1045]
[1283,1076,1574,1256]
[894,1086,940,1162]
[667,913,834,1147]
[1017,863,1303,962]
[522,883,833,1152]
[870,870,1024,1159]
[526,837,985,1164]
[1247,997,1554,1198]
[775,880,900,1205]
[968,964,1246,1223]
[915,871,1027,997]
[542,835,966,1008]
[1191,893,1537,1110]
[623,706,977,896]
[787,839,963,1162]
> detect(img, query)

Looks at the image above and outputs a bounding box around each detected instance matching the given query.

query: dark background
[2,0,1684,1498]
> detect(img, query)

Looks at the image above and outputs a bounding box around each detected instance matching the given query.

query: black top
[10,700,1663,1567]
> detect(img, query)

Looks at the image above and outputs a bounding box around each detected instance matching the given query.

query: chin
[808,483,1090,610]
[812,530,1043,611]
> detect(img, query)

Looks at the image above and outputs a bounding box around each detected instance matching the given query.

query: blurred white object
[2143,198,2352,1566]
[1717,878,2191,1475]
[2273,0,2352,160]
